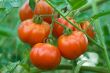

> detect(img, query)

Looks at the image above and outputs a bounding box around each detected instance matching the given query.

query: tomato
[19,0,54,23]
[53,17,80,37]
[80,21,95,38]
[58,31,88,60]
[19,1,34,21]
[30,43,61,70]
[18,19,50,46]
[34,0,54,24]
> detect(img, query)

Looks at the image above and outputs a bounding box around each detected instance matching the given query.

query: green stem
[56,65,109,73]
[92,0,110,71]
[47,14,55,44]
[49,14,54,35]
[65,9,73,17]
[55,21,66,29]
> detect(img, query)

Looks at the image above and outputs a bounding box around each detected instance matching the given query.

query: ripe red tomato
[18,19,50,46]
[80,21,95,38]
[19,0,54,23]
[58,31,88,60]
[34,0,54,24]
[30,43,61,70]
[53,17,80,37]
[19,1,34,21]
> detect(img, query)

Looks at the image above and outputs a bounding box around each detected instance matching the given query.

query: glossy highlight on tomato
[80,21,95,38]
[58,31,88,60]
[30,43,61,70]
[53,17,80,37]
[18,19,50,46]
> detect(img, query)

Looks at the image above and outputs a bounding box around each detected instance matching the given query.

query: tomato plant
[18,19,50,46]
[30,43,61,70]
[53,17,80,37]
[58,31,88,60]
[1,0,110,73]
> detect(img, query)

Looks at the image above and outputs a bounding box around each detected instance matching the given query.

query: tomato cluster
[18,0,95,70]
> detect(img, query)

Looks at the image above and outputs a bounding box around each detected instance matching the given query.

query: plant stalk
[92,0,110,71]
[57,64,109,73]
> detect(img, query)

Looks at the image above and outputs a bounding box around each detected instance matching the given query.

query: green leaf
[0,26,14,37]
[92,10,110,19]
[67,0,87,10]
[1,61,20,73]
[29,0,36,11]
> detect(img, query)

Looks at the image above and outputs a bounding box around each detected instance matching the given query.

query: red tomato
[80,21,95,38]
[18,19,50,46]
[30,43,61,70]
[34,0,54,24]
[58,31,88,60]
[19,1,34,21]
[53,17,80,37]
[19,0,54,23]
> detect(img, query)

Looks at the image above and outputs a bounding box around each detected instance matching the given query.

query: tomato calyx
[33,15,43,24]
[63,28,72,35]
[47,34,54,44]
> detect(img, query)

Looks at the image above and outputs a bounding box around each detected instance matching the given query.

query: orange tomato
[19,1,34,21]
[18,19,50,46]
[30,43,61,70]
[58,31,88,60]
[80,21,95,38]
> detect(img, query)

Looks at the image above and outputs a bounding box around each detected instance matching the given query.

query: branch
[57,64,109,73]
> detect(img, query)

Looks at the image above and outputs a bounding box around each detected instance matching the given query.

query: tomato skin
[30,43,61,70]
[58,31,88,60]
[34,0,54,24]
[19,1,34,21]
[80,21,95,38]
[53,17,80,37]
[18,19,50,46]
